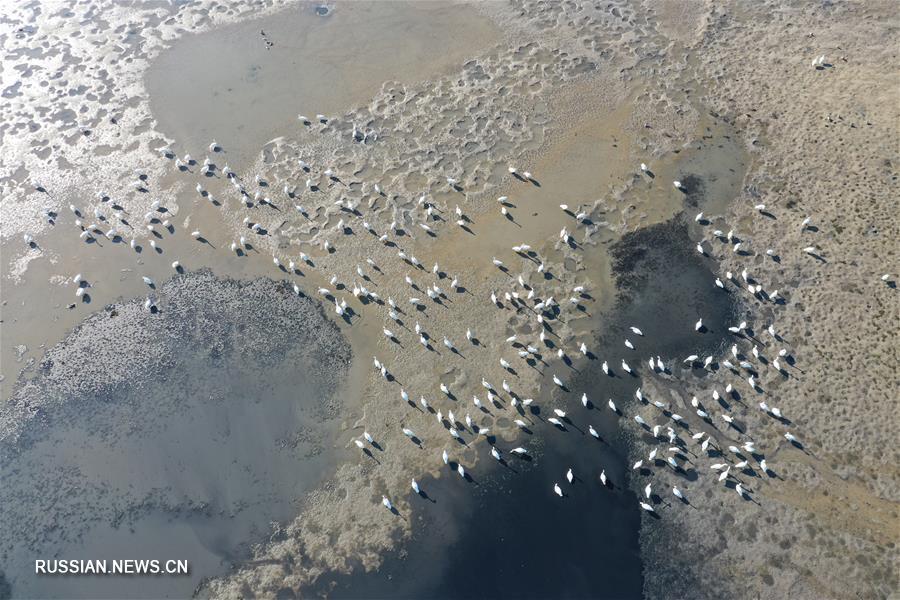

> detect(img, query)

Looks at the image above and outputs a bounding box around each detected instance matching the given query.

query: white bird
[644,483,652,498]
[402,427,416,438]
[510,447,527,455]
[600,470,607,485]
[491,447,501,460]
[553,483,563,497]
[552,374,564,387]
[141,276,154,286]
[589,425,599,438]
[566,468,574,483]
[442,450,449,464]
[354,439,365,449]
[673,487,684,500]
[784,432,799,443]
[608,399,617,412]
[673,180,683,189]
[621,360,632,374]
[633,460,643,470]
[382,496,393,510]
[640,502,655,512]
[411,479,420,494]
[581,393,589,407]
[630,326,643,336]
[695,318,703,331]
[457,464,466,478]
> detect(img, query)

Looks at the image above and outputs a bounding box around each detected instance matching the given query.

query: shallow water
[1,274,352,599]
[305,214,738,599]
[146,1,501,166]
[0,3,750,597]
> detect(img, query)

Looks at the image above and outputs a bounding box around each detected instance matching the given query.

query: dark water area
[309,430,642,600]
[601,217,739,366]
[305,216,739,599]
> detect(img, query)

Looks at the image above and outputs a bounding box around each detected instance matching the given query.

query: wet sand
[2,1,898,599]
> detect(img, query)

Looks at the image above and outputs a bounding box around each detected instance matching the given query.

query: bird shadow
[362,448,381,464]
[416,490,437,504]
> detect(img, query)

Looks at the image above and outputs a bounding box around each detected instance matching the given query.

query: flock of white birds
[22,108,892,523]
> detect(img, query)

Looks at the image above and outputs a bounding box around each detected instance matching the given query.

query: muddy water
[145,1,501,167]
[1,273,354,598]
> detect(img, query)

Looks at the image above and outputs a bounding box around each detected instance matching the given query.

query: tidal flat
[1,1,897,599]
